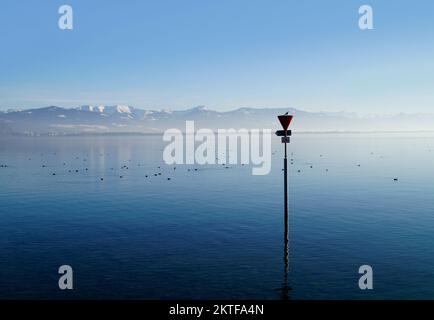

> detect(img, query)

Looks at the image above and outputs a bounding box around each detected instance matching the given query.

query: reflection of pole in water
[281,200,290,299]
[276,114,294,300]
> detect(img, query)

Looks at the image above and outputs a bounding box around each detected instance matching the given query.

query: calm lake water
[1,133,434,299]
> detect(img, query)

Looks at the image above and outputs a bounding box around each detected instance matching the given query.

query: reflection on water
[2,133,434,299]
[281,208,291,300]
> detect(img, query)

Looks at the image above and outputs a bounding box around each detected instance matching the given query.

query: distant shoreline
[3,130,434,138]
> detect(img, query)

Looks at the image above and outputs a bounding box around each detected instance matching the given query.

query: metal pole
[284,138,288,264]
[282,135,290,299]
[284,139,288,219]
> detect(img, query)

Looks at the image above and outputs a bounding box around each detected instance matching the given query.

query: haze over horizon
[1,0,434,114]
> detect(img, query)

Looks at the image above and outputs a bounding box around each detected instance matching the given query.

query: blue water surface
[1,133,434,299]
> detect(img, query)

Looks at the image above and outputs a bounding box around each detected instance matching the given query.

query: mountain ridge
[1,105,434,136]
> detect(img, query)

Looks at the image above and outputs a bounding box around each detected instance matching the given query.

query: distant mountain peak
[78,105,104,113]
[194,105,209,111]
[78,105,133,114]
[188,105,218,114]
[6,108,23,113]
[115,105,132,114]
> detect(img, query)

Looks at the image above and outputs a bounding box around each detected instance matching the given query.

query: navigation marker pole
[276,114,294,299]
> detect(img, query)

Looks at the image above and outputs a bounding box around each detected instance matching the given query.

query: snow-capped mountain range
[1,105,434,135]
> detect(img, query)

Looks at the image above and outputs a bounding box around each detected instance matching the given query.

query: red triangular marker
[278,114,293,131]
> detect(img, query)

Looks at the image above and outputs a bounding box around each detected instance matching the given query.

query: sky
[1,0,434,114]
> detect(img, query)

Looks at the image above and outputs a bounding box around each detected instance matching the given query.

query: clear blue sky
[1,0,434,114]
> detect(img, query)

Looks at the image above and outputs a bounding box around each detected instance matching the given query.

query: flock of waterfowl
[0,152,240,183]
[0,150,401,182]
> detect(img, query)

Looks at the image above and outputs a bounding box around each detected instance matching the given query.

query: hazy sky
[1,0,434,114]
